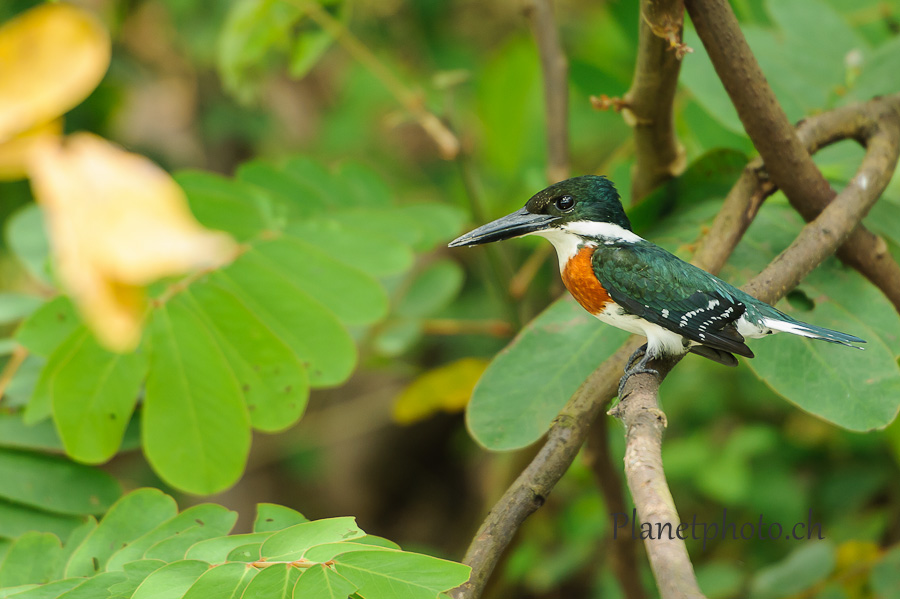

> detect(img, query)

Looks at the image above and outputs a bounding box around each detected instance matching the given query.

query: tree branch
[623,0,688,202]
[524,0,570,183]
[685,0,900,312]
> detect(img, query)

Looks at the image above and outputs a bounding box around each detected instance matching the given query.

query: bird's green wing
[592,242,753,358]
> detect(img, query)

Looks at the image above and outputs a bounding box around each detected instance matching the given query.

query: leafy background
[2,0,900,597]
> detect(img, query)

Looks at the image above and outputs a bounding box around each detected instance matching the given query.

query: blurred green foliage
[1,0,900,597]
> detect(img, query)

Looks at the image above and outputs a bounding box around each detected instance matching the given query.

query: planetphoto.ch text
[612,509,824,549]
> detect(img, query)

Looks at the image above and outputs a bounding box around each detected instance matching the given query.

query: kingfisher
[449,176,865,396]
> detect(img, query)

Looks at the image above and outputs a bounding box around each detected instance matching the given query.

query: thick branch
[525,0,570,183]
[450,339,640,599]
[685,0,900,312]
[624,0,688,202]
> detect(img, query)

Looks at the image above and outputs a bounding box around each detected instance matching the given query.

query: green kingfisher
[449,176,865,395]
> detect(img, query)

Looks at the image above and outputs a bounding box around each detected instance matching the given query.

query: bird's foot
[624,343,649,372]
[617,367,660,399]
[617,344,660,398]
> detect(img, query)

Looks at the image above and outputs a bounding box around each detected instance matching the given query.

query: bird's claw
[617,344,660,398]
[617,367,660,399]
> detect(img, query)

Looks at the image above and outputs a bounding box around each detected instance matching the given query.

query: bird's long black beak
[448,208,558,247]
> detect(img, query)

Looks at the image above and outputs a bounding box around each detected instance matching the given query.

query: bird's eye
[555,195,575,211]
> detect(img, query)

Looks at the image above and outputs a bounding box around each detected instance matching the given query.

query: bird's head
[448,175,635,249]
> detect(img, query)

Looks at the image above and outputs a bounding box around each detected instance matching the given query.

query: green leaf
[218,0,304,102]
[227,543,263,563]
[0,415,63,452]
[0,354,43,410]
[4,204,52,286]
[303,539,399,562]
[0,532,64,587]
[0,578,81,599]
[0,498,84,541]
[285,220,414,278]
[185,533,273,563]
[289,29,333,77]
[24,327,91,425]
[213,261,356,388]
[0,449,120,516]
[107,560,167,598]
[467,297,629,450]
[182,283,310,433]
[65,489,177,578]
[182,563,257,599]
[144,300,251,494]
[143,511,238,561]
[260,518,365,561]
[333,162,393,207]
[749,541,836,599]
[396,260,464,318]
[249,238,389,325]
[175,170,272,240]
[130,560,209,599]
[294,565,358,599]
[679,27,744,134]
[15,297,80,358]
[0,294,42,325]
[726,206,900,430]
[397,204,466,250]
[333,551,471,599]
[107,504,238,570]
[240,563,299,599]
[851,36,900,102]
[870,545,900,599]
[253,504,309,533]
[51,336,147,464]
[57,572,127,599]
[337,209,423,249]
[236,160,321,218]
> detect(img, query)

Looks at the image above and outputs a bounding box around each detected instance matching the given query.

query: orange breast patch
[561,245,611,315]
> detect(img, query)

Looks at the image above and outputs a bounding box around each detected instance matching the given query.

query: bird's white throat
[532,221,643,272]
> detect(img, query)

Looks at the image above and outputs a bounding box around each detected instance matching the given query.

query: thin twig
[623,0,688,202]
[295,0,460,159]
[421,319,513,337]
[524,0,570,183]
[685,0,900,312]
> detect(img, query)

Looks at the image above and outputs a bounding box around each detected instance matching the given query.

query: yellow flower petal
[0,119,63,181]
[0,3,110,143]
[28,133,238,352]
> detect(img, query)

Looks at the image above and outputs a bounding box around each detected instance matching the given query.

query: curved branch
[623,0,688,202]
[685,0,900,312]
[525,0,570,183]
[450,339,640,599]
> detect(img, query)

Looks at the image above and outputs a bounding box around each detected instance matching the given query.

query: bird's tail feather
[761,317,866,348]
